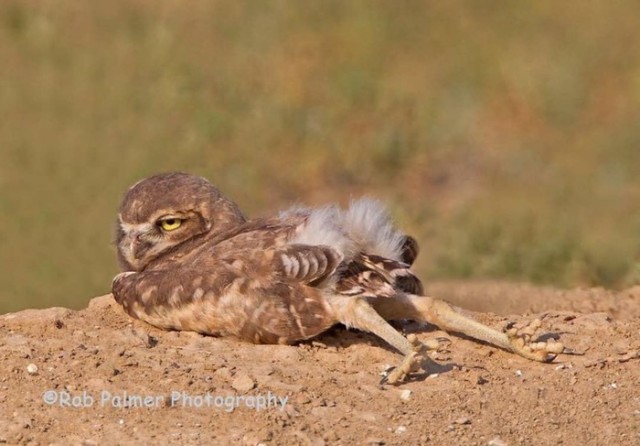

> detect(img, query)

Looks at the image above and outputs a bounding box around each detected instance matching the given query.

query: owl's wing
[274,244,343,285]
[335,253,424,298]
[111,244,342,345]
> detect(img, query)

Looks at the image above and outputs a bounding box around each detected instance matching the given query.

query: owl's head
[115,172,246,271]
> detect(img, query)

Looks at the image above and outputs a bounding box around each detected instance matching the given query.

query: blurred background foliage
[1,0,640,313]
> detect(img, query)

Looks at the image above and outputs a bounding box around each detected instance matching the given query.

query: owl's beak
[130,232,144,248]
[120,231,145,270]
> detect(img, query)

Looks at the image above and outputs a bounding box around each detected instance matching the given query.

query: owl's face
[116,172,246,271]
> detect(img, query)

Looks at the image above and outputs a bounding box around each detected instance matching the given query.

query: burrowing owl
[112,172,564,383]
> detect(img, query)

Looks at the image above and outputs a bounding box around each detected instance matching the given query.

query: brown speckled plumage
[112,172,565,383]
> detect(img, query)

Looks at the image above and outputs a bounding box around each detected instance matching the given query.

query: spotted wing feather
[276,244,343,285]
[335,253,424,298]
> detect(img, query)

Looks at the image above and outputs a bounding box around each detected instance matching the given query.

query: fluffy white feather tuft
[341,198,405,261]
[286,198,406,262]
[289,205,358,260]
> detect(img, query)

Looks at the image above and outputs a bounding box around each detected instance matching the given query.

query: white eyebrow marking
[118,215,154,234]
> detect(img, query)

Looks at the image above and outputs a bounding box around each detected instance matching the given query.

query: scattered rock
[618,350,639,363]
[213,367,233,380]
[232,373,255,393]
[394,426,407,435]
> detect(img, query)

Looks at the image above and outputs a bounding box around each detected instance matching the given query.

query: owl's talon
[381,335,447,385]
[504,319,565,362]
[384,350,421,385]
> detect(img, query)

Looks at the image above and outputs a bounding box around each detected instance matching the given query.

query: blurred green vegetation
[1,1,640,313]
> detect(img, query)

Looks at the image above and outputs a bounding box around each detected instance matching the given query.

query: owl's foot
[382,334,449,385]
[504,318,565,362]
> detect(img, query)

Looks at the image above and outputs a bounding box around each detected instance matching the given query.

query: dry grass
[1,1,639,312]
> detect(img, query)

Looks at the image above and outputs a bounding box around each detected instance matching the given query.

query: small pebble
[232,373,255,393]
[399,389,412,401]
[26,364,38,375]
[454,417,471,425]
[477,376,489,385]
[394,426,407,434]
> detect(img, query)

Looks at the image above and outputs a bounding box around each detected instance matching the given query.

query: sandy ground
[1,281,639,445]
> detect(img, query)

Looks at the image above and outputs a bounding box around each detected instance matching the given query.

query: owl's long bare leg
[328,296,445,384]
[372,294,563,362]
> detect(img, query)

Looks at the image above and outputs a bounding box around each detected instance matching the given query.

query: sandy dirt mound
[1,282,639,445]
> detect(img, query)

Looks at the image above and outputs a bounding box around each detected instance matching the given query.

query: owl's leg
[328,296,445,384]
[372,294,564,362]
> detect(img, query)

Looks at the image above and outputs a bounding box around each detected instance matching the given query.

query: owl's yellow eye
[158,218,183,231]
